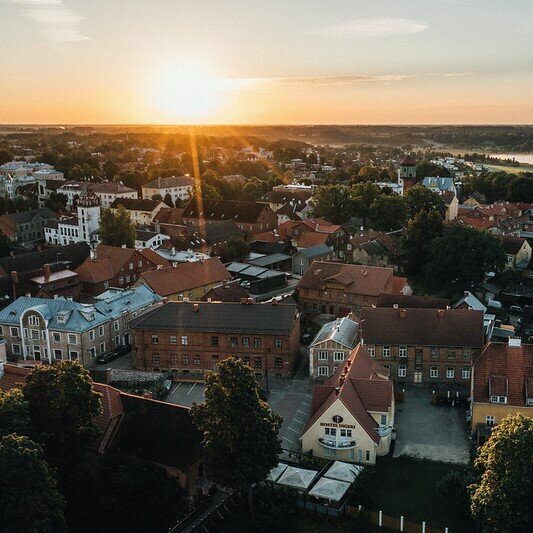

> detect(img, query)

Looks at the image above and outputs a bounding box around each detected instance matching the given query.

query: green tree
[151,193,163,202]
[163,192,174,207]
[0,229,12,257]
[0,434,66,532]
[22,361,102,463]
[350,181,381,226]
[369,194,408,231]
[402,210,444,277]
[404,185,445,219]
[0,149,13,165]
[0,388,30,438]
[312,184,354,224]
[219,239,250,263]
[44,192,67,213]
[507,175,533,202]
[99,206,135,248]
[191,357,281,511]
[469,414,533,532]
[424,225,506,296]
[103,160,120,179]
[415,161,450,181]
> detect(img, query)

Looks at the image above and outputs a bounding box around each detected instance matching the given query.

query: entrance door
[123,332,130,345]
[414,371,422,383]
[33,345,41,361]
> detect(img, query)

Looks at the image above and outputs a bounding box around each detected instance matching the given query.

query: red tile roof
[472,342,533,406]
[297,231,331,248]
[302,344,393,444]
[0,364,31,391]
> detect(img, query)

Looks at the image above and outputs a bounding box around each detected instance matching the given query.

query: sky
[0,0,532,125]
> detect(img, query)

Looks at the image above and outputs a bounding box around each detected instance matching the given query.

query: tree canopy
[99,205,136,248]
[369,194,408,231]
[191,357,281,490]
[404,185,446,219]
[469,414,533,532]
[219,239,250,263]
[0,388,30,438]
[312,184,354,224]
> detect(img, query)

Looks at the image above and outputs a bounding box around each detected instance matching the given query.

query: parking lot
[393,390,470,465]
[166,378,313,452]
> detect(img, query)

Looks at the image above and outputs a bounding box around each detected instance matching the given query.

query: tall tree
[163,193,174,207]
[219,239,250,263]
[404,185,446,219]
[469,414,533,532]
[312,185,354,224]
[0,148,12,165]
[0,229,12,257]
[22,361,102,463]
[191,357,281,511]
[0,388,30,438]
[99,206,135,248]
[0,434,66,533]
[508,175,533,202]
[350,181,381,226]
[369,194,408,231]
[44,192,67,213]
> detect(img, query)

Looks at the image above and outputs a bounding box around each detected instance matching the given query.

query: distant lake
[489,153,533,165]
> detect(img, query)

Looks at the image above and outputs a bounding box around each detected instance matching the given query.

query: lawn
[352,455,475,532]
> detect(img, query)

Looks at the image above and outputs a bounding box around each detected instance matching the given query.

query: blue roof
[421,177,456,192]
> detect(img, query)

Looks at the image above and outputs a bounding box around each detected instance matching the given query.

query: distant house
[421,177,457,196]
[343,231,400,269]
[153,207,187,238]
[30,264,81,301]
[141,175,195,204]
[110,198,168,226]
[89,182,138,208]
[181,198,277,236]
[502,235,532,269]
[0,208,57,247]
[136,257,231,301]
[278,219,349,251]
[443,191,459,221]
[258,187,313,223]
[453,290,495,341]
[135,229,170,250]
[309,316,359,378]
[201,280,250,303]
[471,338,533,438]
[292,244,333,276]
[301,344,394,465]
[180,220,245,255]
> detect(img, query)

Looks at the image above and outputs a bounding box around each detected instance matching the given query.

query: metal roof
[310,317,359,349]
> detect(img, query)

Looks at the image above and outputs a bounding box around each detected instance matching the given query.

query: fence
[346,506,450,533]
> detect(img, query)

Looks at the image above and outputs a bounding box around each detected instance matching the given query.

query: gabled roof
[143,175,194,189]
[297,232,332,248]
[310,317,359,349]
[89,182,136,194]
[298,244,332,259]
[376,293,449,309]
[453,291,487,313]
[360,307,484,347]
[182,198,273,224]
[472,342,533,406]
[502,235,526,255]
[153,207,185,225]
[110,198,165,212]
[0,364,31,392]
[400,155,416,166]
[302,344,393,444]
[138,257,230,297]
[200,280,250,302]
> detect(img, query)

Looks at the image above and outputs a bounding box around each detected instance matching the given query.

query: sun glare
[152,64,220,122]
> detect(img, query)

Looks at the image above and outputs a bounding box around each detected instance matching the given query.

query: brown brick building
[131,300,300,377]
[359,307,485,386]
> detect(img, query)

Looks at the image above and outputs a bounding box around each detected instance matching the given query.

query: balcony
[376,426,392,437]
[318,436,357,450]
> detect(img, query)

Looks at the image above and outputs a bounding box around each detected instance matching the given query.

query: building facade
[141,175,195,204]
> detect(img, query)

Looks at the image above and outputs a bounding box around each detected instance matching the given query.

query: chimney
[90,248,97,261]
[247,297,254,304]
[399,308,407,319]
[193,303,199,312]
[11,271,18,284]
[508,337,522,348]
[393,303,399,309]
[157,264,163,270]
[334,387,340,396]
[240,297,248,304]
[171,247,176,256]
[271,299,278,305]
[437,309,445,319]
[339,376,345,387]
[43,264,51,282]
[361,269,368,277]
[172,262,177,268]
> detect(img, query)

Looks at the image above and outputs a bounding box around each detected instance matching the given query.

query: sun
[152,63,220,122]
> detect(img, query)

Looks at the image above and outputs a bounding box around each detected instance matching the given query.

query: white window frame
[397,365,406,378]
[382,345,391,358]
[486,415,495,426]
[446,367,455,379]
[29,315,39,326]
[340,428,352,437]
[114,320,119,332]
[89,330,95,341]
[490,395,507,404]
[430,366,439,379]
[10,327,19,337]
[325,427,336,436]
[333,351,345,362]
[317,350,328,361]
[462,367,470,379]
[68,333,78,345]
[368,346,375,357]
[99,342,106,354]
[318,366,329,377]
[12,343,20,354]
[99,326,104,337]
[181,335,188,345]
[399,345,407,358]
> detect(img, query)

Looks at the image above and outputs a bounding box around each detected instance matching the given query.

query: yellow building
[301,344,394,465]
[471,338,533,437]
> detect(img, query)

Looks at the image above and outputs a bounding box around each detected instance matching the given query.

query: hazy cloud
[5,0,89,42]
[313,17,428,38]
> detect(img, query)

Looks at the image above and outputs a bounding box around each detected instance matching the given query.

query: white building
[135,229,170,250]
[89,182,138,208]
[141,175,194,204]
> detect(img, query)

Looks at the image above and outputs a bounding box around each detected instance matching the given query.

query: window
[398,365,406,378]
[211,336,219,347]
[151,335,158,345]
[318,351,328,361]
[89,330,95,341]
[0,325,4,335]
[89,347,95,358]
[333,351,345,362]
[182,355,189,365]
[169,335,177,345]
[129,262,133,270]
[463,348,472,359]
[28,315,39,326]
[365,451,370,462]
[69,351,79,360]
[103,281,109,289]
[53,332,61,342]
[100,342,106,354]
[54,349,62,360]
[170,354,178,366]
[242,337,250,348]
[230,336,238,347]
[325,427,336,436]
[99,326,104,337]
[486,415,495,427]
[114,335,120,345]
[430,346,438,358]
[340,429,352,437]
[31,329,39,340]
[274,339,283,349]
[253,337,262,348]
[152,353,160,364]
[490,395,507,404]
[126,275,131,283]
[430,366,439,379]
[446,367,455,379]
[242,356,250,366]
[382,345,391,357]
[138,260,143,268]
[114,320,119,332]
[254,357,262,369]
[68,334,77,345]
[193,355,200,365]
[368,346,375,357]
[119,276,124,285]
[181,336,188,345]
[462,366,470,379]
[399,345,407,358]
[275,357,282,369]
[12,344,20,355]
[318,366,329,377]
[10,327,19,337]
[447,348,455,359]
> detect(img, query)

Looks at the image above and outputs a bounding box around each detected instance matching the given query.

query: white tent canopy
[308,477,351,502]
[267,463,288,482]
[276,465,318,490]
[324,461,364,484]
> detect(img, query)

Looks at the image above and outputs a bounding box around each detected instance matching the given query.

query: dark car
[113,344,131,356]
[96,351,119,364]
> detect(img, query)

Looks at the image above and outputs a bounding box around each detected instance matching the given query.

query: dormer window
[28,315,39,326]
[490,395,507,404]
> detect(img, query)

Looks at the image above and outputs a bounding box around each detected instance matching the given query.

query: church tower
[77,190,101,243]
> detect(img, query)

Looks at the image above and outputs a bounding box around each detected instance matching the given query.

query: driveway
[393,391,470,465]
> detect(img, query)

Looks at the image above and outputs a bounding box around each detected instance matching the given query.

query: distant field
[484,164,531,174]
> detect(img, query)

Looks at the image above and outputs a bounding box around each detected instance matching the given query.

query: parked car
[510,305,523,314]
[113,344,131,356]
[96,351,119,364]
